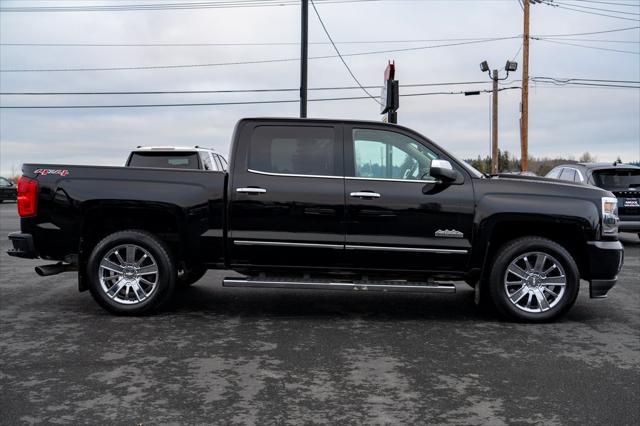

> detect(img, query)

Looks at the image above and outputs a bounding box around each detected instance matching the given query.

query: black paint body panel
[10,118,623,291]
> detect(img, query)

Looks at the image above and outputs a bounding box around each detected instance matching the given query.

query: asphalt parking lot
[0,201,638,425]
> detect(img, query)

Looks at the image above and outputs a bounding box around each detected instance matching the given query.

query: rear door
[228,121,346,269]
[343,125,475,273]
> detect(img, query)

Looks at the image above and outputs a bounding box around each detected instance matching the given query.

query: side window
[574,170,584,182]
[200,152,214,171]
[219,155,229,170]
[209,154,224,171]
[249,126,337,176]
[546,168,561,179]
[352,128,438,181]
[559,168,576,182]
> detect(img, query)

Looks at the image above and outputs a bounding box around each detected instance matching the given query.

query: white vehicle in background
[126,146,228,171]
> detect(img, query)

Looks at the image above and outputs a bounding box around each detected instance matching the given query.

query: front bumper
[586,240,624,298]
[7,232,37,259]
[618,219,640,233]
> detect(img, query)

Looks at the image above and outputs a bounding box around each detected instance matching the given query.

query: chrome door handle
[236,187,267,194]
[350,191,381,199]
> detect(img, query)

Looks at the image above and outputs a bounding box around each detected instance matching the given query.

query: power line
[553,0,640,16]
[0,36,516,48]
[537,36,640,43]
[0,36,518,72]
[532,76,640,87]
[3,26,637,48]
[533,37,640,53]
[532,25,639,37]
[0,87,522,109]
[309,0,380,105]
[0,0,374,13]
[563,0,640,7]
[0,81,494,96]
[540,1,640,21]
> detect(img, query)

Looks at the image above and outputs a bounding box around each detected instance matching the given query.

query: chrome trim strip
[234,240,343,249]
[347,176,438,184]
[345,244,467,254]
[248,169,343,179]
[223,279,456,294]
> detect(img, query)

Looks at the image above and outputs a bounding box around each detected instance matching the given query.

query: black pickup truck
[8,118,624,321]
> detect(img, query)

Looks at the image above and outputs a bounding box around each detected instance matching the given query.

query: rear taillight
[17,176,38,217]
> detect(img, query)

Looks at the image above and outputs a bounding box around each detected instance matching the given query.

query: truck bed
[19,163,227,266]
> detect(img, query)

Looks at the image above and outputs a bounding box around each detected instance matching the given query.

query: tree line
[465,151,633,176]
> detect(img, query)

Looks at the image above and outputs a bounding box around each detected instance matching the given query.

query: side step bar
[223,278,456,294]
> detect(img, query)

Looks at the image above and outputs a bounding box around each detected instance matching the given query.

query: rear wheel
[488,237,579,322]
[87,230,176,315]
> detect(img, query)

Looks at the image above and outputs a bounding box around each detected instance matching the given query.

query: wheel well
[482,221,589,281]
[77,207,184,293]
[80,207,182,261]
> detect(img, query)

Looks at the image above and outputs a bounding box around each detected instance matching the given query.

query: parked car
[0,177,17,202]
[546,162,639,237]
[126,146,228,171]
[8,118,624,322]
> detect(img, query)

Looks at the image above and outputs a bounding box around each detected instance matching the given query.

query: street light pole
[492,69,499,174]
[300,0,308,118]
[480,60,517,174]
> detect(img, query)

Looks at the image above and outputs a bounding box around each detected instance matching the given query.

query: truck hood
[479,174,612,200]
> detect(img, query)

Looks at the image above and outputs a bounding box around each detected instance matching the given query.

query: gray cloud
[1,0,639,175]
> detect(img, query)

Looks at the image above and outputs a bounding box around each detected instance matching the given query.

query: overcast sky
[1,0,639,176]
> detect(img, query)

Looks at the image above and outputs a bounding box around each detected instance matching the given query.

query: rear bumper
[586,240,624,298]
[7,232,37,259]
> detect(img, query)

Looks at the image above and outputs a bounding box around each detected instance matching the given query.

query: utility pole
[492,69,499,175]
[300,0,308,118]
[521,0,530,171]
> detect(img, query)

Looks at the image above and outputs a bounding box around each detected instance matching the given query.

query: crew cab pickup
[8,118,624,321]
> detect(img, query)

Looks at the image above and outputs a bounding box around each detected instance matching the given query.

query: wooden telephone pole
[300,0,308,118]
[521,0,530,171]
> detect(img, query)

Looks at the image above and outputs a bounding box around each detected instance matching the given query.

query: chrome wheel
[98,244,158,305]
[503,251,566,313]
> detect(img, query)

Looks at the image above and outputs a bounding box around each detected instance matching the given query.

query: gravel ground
[1,201,638,425]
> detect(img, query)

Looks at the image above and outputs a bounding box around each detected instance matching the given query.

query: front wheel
[87,230,176,315]
[488,237,580,322]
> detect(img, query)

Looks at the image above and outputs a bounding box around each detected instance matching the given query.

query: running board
[223,278,456,294]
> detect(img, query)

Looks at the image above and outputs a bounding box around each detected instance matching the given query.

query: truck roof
[133,146,217,153]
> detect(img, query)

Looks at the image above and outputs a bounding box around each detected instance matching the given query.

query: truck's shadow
[165,281,618,323]
[168,283,487,321]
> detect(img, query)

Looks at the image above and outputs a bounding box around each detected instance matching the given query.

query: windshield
[128,152,201,170]
[593,169,640,189]
[460,159,484,178]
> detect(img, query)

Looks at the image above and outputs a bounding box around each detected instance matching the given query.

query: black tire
[87,230,176,315]
[177,265,207,288]
[488,237,580,322]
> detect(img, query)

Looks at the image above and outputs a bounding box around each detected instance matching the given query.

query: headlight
[601,196,619,236]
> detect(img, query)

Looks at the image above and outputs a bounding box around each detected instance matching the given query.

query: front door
[229,121,346,269]
[344,125,475,273]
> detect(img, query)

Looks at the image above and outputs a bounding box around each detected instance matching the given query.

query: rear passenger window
[546,168,561,179]
[559,168,576,182]
[249,126,337,176]
[200,153,214,171]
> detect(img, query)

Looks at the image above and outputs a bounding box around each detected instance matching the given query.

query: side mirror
[430,159,459,182]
